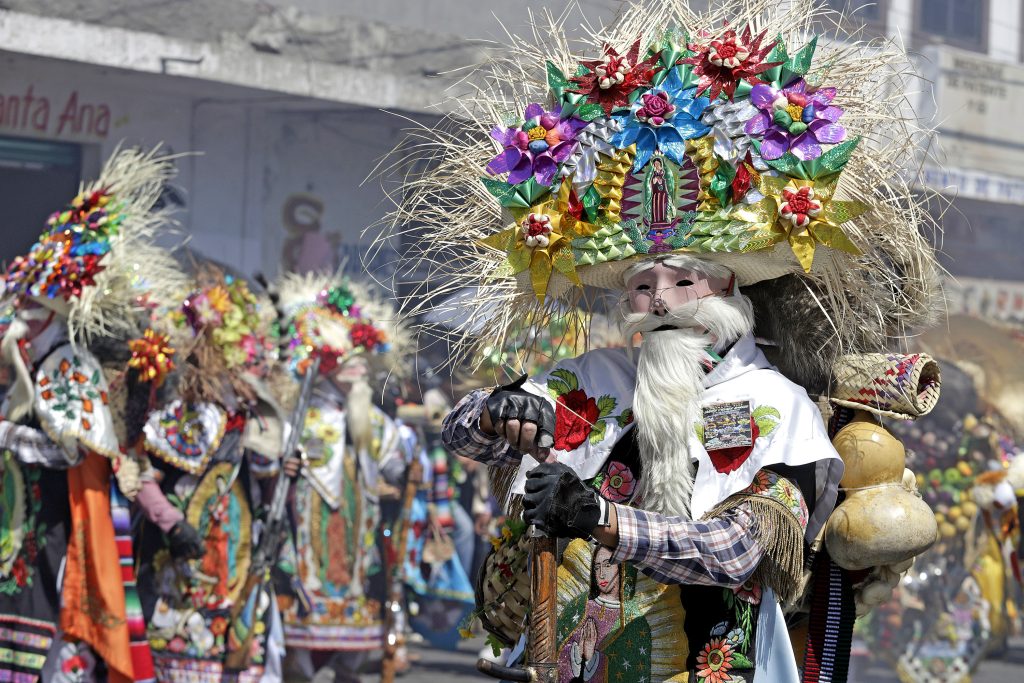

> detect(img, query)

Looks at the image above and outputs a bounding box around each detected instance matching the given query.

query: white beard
[622,293,755,517]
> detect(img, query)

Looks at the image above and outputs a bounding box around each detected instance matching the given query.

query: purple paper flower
[744,79,846,161]
[486,104,587,186]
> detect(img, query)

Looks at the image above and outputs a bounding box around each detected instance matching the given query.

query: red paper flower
[683,26,780,100]
[520,213,553,248]
[780,186,822,228]
[554,389,600,451]
[569,39,663,115]
[350,322,383,351]
[128,328,176,387]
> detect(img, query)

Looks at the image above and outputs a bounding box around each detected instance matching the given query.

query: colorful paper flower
[683,26,781,100]
[755,173,866,271]
[569,40,663,115]
[745,79,846,160]
[350,321,384,351]
[521,212,554,248]
[479,178,600,299]
[128,329,176,387]
[696,638,736,683]
[610,68,711,170]
[486,104,587,186]
[599,461,636,502]
[4,188,122,302]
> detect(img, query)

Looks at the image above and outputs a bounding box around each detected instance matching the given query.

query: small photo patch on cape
[702,400,753,450]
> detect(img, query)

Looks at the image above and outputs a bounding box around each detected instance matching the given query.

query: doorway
[0,135,82,269]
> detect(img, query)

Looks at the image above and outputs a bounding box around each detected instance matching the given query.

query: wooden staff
[381,453,424,683]
[477,524,559,682]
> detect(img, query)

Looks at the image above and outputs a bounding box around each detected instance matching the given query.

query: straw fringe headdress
[377,0,941,381]
[4,146,187,344]
[274,270,412,383]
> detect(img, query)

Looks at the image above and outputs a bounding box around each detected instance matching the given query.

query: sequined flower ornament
[569,40,663,115]
[745,79,846,161]
[521,213,553,248]
[486,104,586,186]
[128,329,176,387]
[683,26,780,100]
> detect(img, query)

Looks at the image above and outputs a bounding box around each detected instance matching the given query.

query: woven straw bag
[474,531,532,646]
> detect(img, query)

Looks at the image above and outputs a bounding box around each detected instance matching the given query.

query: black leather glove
[523,462,601,539]
[485,375,555,452]
[167,520,206,560]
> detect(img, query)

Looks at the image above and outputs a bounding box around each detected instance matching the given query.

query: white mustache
[622,298,709,336]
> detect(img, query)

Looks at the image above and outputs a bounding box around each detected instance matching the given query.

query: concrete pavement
[372,636,1024,682]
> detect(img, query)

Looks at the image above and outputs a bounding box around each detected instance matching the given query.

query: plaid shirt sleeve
[441,390,521,467]
[0,419,79,468]
[611,501,763,587]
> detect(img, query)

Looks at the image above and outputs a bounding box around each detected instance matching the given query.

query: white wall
[0,51,427,280]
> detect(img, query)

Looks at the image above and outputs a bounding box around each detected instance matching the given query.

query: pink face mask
[625,261,734,315]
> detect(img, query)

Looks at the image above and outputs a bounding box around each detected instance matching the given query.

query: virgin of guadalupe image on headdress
[643,155,678,253]
[556,540,689,683]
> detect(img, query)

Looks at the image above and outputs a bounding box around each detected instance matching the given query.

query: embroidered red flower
[210,616,228,636]
[554,388,600,451]
[706,418,759,474]
[599,461,636,502]
[11,558,28,587]
[734,578,762,605]
[62,655,87,675]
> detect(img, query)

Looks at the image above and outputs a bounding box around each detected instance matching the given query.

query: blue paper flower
[610,69,712,171]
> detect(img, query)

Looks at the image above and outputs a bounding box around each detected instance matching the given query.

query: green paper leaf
[762,36,788,83]
[808,137,860,178]
[576,103,604,121]
[782,36,817,79]
[481,177,514,202]
[757,144,809,179]
[546,60,569,95]
[733,79,754,100]
[710,159,737,207]
[575,64,589,78]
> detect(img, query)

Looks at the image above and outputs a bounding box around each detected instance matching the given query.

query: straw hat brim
[530,244,815,298]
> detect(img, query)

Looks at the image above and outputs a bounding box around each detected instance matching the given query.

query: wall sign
[0,85,112,139]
